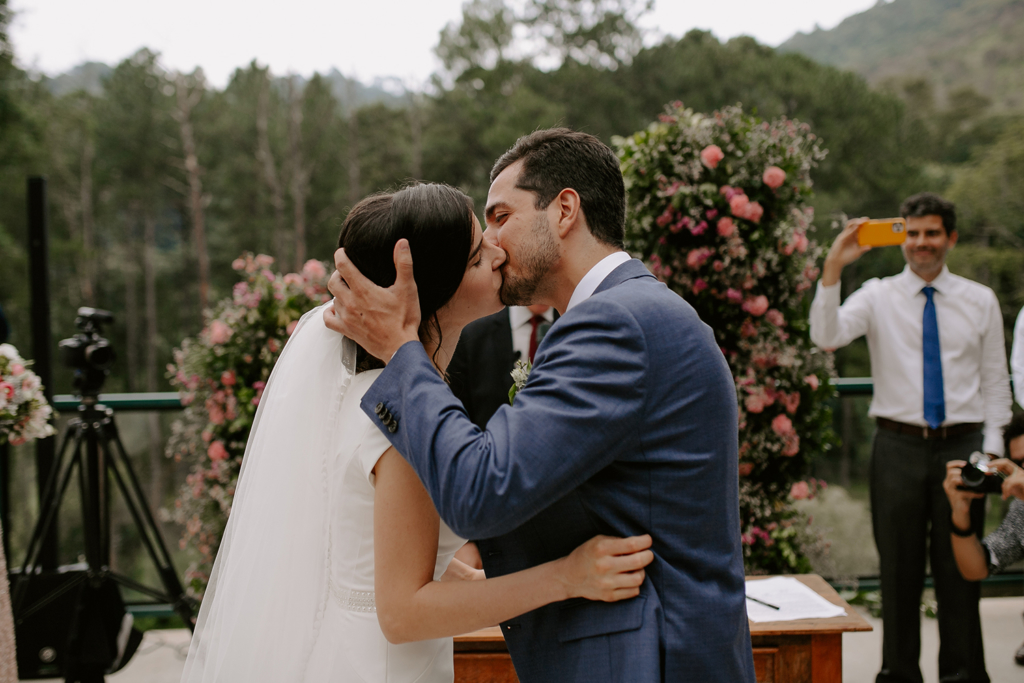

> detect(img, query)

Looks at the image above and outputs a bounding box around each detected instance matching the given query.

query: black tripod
[12,395,195,682]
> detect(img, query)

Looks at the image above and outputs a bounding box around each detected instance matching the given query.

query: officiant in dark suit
[448,304,555,428]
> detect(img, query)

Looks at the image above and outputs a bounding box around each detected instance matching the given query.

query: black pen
[746,595,780,610]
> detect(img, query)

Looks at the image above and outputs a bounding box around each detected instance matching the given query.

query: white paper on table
[745,576,848,623]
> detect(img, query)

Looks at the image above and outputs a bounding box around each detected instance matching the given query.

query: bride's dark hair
[337,183,475,371]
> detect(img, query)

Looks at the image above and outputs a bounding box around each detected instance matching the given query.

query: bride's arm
[373,448,652,644]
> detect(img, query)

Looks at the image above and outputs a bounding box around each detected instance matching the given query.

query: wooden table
[454,626,518,683]
[748,574,873,683]
[453,574,871,683]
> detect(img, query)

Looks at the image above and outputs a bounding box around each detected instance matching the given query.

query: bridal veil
[181,303,356,683]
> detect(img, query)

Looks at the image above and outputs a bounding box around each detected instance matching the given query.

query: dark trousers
[870,427,989,683]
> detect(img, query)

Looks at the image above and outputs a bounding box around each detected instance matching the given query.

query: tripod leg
[103,418,195,630]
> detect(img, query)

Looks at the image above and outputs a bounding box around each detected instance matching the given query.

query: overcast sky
[10,0,879,88]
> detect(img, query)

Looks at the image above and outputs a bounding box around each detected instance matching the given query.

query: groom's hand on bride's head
[323,239,422,362]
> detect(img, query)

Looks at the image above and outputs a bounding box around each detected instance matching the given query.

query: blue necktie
[922,286,945,429]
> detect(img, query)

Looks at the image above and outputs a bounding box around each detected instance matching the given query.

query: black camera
[58,307,116,397]
[957,451,1006,495]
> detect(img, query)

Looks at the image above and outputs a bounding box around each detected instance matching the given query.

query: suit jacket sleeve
[360,301,647,539]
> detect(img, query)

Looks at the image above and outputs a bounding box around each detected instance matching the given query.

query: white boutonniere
[508,359,532,405]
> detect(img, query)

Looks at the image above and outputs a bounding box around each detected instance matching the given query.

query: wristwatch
[950,518,975,537]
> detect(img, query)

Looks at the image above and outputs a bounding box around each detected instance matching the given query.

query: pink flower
[706,208,718,220]
[726,288,744,303]
[716,217,736,238]
[740,319,758,338]
[207,441,229,462]
[261,269,276,282]
[738,462,754,477]
[208,320,233,345]
[10,363,24,376]
[690,220,708,236]
[206,401,225,426]
[729,193,750,217]
[220,370,236,387]
[692,278,708,294]
[781,392,800,414]
[792,230,809,254]
[771,414,795,437]
[254,254,274,268]
[286,320,299,336]
[700,144,725,169]
[712,260,725,272]
[686,248,714,270]
[656,208,674,227]
[283,273,303,286]
[763,166,787,189]
[803,374,820,391]
[658,236,668,245]
[742,295,769,317]
[719,185,742,200]
[765,309,786,327]
[231,258,246,271]
[302,259,327,281]
[744,201,764,223]
[790,481,810,500]
[267,338,280,353]
[782,434,801,457]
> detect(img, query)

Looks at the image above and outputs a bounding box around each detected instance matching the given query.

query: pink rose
[690,220,708,236]
[685,248,713,270]
[656,208,674,227]
[692,278,708,295]
[712,260,725,272]
[207,440,229,462]
[738,462,754,477]
[729,193,750,217]
[726,288,744,303]
[765,309,786,327]
[793,231,809,254]
[742,295,769,317]
[782,434,801,457]
[744,201,764,223]
[208,320,233,345]
[220,370,236,387]
[740,319,757,338]
[763,166,787,189]
[719,185,742,200]
[231,258,246,271]
[254,254,274,268]
[206,402,225,426]
[10,363,24,376]
[267,338,280,354]
[706,208,718,219]
[302,259,327,281]
[771,414,795,437]
[790,481,810,500]
[700,144,725,169]
[9,435,26,446]
[781,392,800,414]
[283,273,303,286]
[716,217,736,238]
[261,269,276,282]
[803,374,820,390]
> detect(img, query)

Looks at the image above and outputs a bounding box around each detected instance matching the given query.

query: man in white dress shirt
[1012,308,1024,409]
[810,192,1012,683]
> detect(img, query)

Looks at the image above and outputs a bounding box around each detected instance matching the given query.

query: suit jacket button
[375,402,385,416]
[387,421,398,434]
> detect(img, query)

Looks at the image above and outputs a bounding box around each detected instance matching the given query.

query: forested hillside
[780,0,1024,111]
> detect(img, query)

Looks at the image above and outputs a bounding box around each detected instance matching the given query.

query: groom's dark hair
[490,128,625,249]
[338,183,475,370]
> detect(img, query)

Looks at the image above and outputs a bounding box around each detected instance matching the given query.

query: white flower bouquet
[0,343,56,446]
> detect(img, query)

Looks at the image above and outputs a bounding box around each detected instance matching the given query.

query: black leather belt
[876,417,983,440]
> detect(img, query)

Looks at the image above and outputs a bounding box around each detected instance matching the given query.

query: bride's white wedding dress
[181,303,465,683]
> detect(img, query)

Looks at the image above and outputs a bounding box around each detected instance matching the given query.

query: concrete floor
[36,597,1024,682]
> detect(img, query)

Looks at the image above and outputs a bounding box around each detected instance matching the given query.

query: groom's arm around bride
[326,128,755,683]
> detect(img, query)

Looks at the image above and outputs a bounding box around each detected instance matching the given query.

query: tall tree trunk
[123,212,140,393]
[142,211,163,505]
[287,77,309,271]
[79,135,96,306]
[173,72,211,318]
[346,80,361,207]
[407,90,423,180]
[256,73,289,266]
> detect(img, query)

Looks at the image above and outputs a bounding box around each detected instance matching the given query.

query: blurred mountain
[45,61,113,97]
[779,0,1024,111]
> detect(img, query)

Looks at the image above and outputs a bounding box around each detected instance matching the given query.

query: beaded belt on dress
[330,581,376,612]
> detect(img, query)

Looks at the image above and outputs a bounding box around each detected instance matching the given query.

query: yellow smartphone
[857,218,907,247]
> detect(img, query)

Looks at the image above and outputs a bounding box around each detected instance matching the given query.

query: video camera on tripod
[11,307,194,683]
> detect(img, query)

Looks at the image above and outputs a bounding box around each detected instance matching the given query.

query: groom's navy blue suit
[362,259,754,682]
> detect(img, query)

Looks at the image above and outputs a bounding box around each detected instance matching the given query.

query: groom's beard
[500,213,558,306]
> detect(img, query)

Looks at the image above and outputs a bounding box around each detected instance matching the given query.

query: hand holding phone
[857,218,907,247]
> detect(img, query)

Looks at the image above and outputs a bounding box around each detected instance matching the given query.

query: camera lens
[85,341,115,370]
[960,464,985,488]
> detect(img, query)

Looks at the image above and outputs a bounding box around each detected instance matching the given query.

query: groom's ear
[554,188,582,239]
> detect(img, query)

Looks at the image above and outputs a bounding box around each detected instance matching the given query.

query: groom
[325,128,754,682]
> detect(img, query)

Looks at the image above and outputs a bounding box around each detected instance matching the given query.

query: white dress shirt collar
[509,305,554,329]
[565,251,632,312]
[898,264,952,297]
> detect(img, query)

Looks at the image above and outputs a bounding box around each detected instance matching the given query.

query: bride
[181,183,653,682]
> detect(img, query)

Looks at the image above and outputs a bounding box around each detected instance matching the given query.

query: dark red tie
[528,315,544,364]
